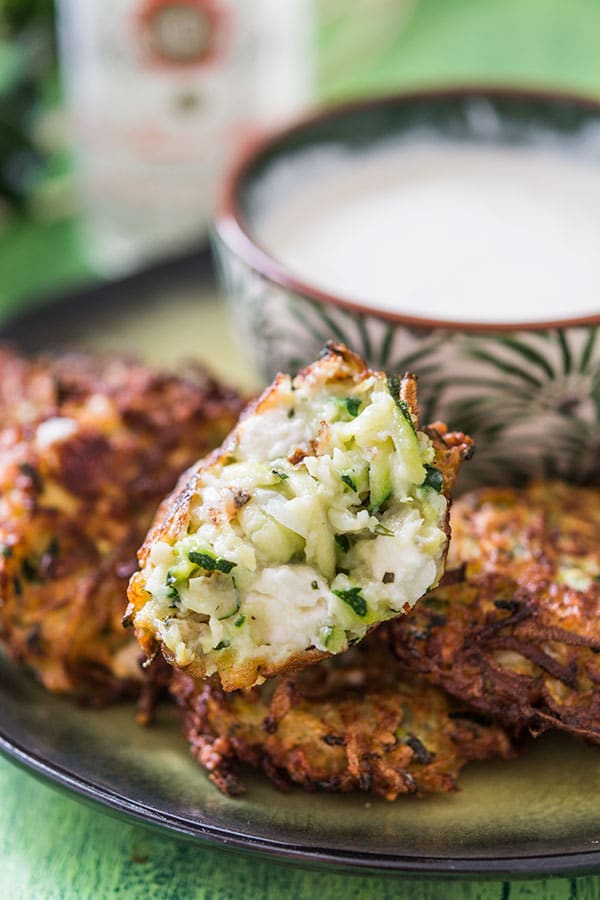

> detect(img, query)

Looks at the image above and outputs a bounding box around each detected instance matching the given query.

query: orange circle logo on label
[137,0,226,68]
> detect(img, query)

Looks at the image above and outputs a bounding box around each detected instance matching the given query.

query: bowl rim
[216,84,600,332]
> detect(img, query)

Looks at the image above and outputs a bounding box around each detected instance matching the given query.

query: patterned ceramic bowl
[213,87,600,486]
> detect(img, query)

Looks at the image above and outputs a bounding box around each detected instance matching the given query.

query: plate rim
[2,718,600,877]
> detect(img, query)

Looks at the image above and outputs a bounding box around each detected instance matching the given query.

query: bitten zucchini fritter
[127,343,473,691]
[171,630,515,799]
[0,348,244,700]
[389,482,600,742]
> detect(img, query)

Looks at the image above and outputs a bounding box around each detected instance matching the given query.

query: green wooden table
[0,760,600,900]
[2,757,600,898]
[3,0,600,896]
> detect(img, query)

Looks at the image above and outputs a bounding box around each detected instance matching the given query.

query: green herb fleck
[334,534,350,553]
[340,473,357,491]
[422,464,443,492]
[333,586,367,617]
[271,468,288,480]
[234,615,246,627]
[214,640,231,651]
[188,550,236,574]
[188,550,216,569]
[336,397,361,417]
[0,544,13,558]
[311,580,319,590]
[287,408,295,419]
[166,585,179,602]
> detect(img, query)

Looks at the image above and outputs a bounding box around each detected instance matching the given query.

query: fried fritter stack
[172,479,600,797]
[171,630,515,800]
[0,348,244,700]
[3,341,598,803]
[389,482,600,742]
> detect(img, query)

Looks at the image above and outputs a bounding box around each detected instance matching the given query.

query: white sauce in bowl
[256,142,600,323]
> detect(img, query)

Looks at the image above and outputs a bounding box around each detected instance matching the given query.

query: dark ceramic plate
[1,231,599,878]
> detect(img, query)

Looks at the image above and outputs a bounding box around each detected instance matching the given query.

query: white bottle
[57,0,313,275]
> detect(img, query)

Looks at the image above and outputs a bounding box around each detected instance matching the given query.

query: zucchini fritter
[127,343,473,691]
[0,348,244,699]
[389,482,600,741]
[171,631,515,799]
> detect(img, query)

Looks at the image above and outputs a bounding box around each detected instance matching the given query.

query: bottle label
[60,0,251,229]
[57,0,312,270]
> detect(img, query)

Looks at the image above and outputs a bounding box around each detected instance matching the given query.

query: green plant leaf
[496,335,556,379]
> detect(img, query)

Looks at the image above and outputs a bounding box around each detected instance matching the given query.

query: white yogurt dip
[256,142,600,323]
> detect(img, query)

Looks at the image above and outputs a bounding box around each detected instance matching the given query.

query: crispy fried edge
[171,662,516,799]
[389,482,600,742]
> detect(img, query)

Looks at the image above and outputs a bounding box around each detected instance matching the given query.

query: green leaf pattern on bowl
[214,232,599,487]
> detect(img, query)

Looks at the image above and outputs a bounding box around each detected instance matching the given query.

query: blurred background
[2,0,600,321]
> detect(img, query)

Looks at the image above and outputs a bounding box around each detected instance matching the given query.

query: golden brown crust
[424,422,475,497]
[389,481,600,742]
[423,424,474,593]
[171,630,515,799]
[127,343,473,692]
[0,347,244,699]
